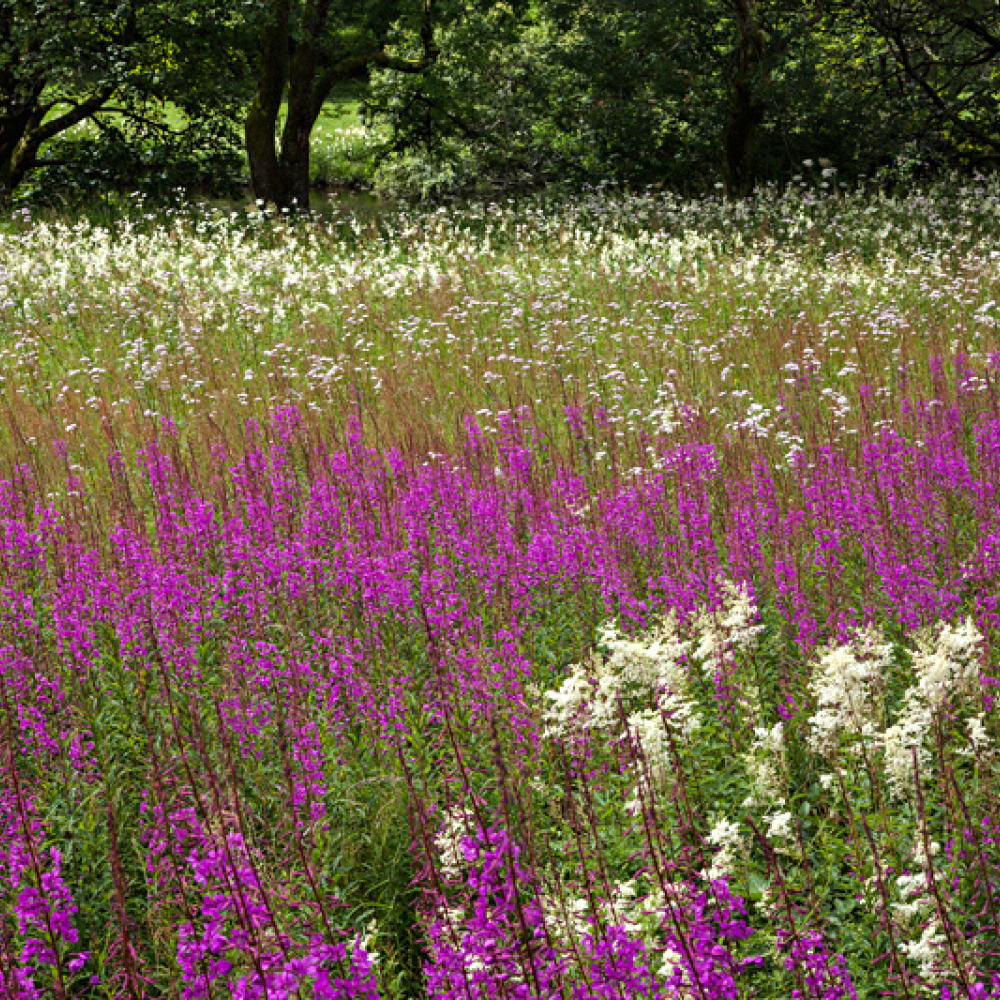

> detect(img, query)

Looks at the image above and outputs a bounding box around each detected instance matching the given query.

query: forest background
[3,0,1000,208]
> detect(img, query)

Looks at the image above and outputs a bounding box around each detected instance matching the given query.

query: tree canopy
[2,0,999,205]
[0,0,248,203]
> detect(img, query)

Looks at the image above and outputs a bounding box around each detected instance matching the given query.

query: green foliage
[22,129,244,208]
[0,0,250,202]
[3,0,999,203]
[367,0,1000,196]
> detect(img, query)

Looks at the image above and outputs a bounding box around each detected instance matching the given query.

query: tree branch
[30,88,115,146]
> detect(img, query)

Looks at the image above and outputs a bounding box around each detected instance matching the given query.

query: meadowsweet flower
[598,614,689,690]
[590,666,625,729]
[693,579,764,678]
[882,690,933,798]
[808,627,891,754]
[965,713,992,754]
[628,708,671,784]
[543,662,595,736]
[766,810,795,843]
[743,722,788,807]
[599,880,643,938]
[892,871,929,923]
[883,618,984,796]
[705,817,745,881]
[910,616,983,711]
[900,918,949,985]
[434,807,477,878]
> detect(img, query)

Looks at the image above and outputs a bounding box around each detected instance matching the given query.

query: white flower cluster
[807,627,892,755]
[806,619,986,798]
[900,920,949,986]
[742,722,788,808]
[883,617,984,798]
[964,713,992,756]
[627,709,673,786]
[881,694,934,800]
[542,660,599,737]
[765,811,796,856]
[891,837,966,987]
[543,612,700,745]
[600,880,644,939]
[692,580,765,678]
[542,879,647,955]
[351,918,380,968]
[910,617,983,712]
[705,816,745,882]
[434,807,477,878]
[543,892,592,947]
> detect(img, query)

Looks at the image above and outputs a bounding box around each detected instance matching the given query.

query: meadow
[1,178,1000,998]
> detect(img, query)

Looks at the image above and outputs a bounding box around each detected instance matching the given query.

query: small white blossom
[900,918,949,985]
[965,713,991,754]
[705,817,745,881]
[435,808,478,878]
[693,580,764,681]
[766,810,795,843]
[743,722,788,807]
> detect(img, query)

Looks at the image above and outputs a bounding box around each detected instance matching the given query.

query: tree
[0,0,247,204]
[831,0,1000,167]
[243,0,438,209]
[722,0,769,194]
[365,0,847,196]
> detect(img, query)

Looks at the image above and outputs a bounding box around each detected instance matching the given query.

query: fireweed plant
[0,182,999,997]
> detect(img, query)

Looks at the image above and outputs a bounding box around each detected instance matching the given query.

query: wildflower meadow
[2,180,1000,998]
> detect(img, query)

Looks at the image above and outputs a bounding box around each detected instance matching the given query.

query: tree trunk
[246,1,334,211]
[724,79,763,197]
[280,33,324,210]
[723,0,766,197]
[245,1,291,207]
[243,0,432,211]
[0,110,43,206]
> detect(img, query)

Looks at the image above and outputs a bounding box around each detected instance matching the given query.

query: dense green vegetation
[3,0,1000,206]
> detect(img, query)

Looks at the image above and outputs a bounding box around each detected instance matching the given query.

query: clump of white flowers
[742,722,788,808]
[765,810,796,854]
[964,713,992,756]
[882,617,984,798]
[627,709,672,785]
[705,817,746,882]
[600,880,644,939]
[881,692,934,800]
[807,627,892,755]
[599,612,698,735]
[542,655,602,737]
[352,919,381,968]
[543,611,699,742]
[900,919,949,986]
[542,891,592,948]
[434,807,477,878]
[909,616,983,711]
[893,836,968,988]
[693,579,765,677]
[541,879,648,956]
